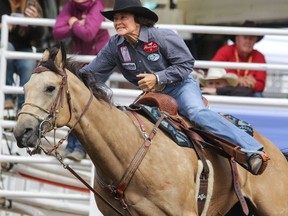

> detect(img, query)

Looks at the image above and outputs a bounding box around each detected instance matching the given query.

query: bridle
[16,63,172,215]
[17,65,93,155]
[17,64,127,215]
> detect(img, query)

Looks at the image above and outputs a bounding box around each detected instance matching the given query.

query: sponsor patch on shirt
[147,53,160,61]
[142,41,159,53]
[122,63,136,70]
[120,46,131,62]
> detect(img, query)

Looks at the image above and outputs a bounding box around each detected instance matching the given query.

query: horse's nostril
[14,127,37,148]
[24,128,33,134]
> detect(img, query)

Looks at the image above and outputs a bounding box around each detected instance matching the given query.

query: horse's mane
[39,46,113,104]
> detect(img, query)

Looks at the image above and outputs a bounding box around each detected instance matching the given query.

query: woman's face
[113,12,140,38]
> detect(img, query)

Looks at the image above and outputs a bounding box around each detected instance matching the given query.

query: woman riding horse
[13,0,288,215]
[78,0,268,175]
[13,43,288,216]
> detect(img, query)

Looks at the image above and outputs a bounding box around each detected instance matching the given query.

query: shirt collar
[116,26,150,46]
[138,26,149,42]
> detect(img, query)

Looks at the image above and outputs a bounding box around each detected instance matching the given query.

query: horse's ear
[42,49,50,61]
[54,42,67,69]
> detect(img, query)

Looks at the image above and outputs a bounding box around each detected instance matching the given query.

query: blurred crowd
[3,0,114,52]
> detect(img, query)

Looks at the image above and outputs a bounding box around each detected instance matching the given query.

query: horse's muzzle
[13,126,39,148]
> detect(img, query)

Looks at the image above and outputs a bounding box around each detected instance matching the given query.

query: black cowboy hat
[229,20,264,43]
[101,0,158,23]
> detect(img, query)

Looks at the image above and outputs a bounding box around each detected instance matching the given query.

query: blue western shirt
[79,26,195,86]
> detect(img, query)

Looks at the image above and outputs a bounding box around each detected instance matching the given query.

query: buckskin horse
[13,45,288,216]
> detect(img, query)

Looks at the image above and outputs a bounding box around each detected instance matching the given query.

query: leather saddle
[135,91,209,116]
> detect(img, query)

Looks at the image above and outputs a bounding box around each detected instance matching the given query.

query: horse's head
[13,44,78,149]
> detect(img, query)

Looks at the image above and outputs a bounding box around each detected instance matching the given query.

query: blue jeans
[161,76,263,151]
[6,42,36,110]
[66,132,85,154]
[253,92,264,97]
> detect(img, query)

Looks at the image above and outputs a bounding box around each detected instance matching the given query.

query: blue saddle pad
[128,104,254,148]
[130,104,193,147]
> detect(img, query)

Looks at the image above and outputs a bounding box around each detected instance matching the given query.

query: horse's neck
[70,96,144,180]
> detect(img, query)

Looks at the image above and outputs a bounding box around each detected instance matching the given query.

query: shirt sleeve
[154,29,195,84]
[71,1,105,42]
[212,45,234,61]
[251,51,267,92]
[52,3,73,40]
[78,39,116,81]
[216,86,253,96]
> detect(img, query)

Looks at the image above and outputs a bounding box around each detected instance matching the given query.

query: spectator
[212,20,267,97]
[1,0,45,110]
[53,0,109,56]
[78,0,268,175]
[53,0,110,161]
[199,67,253,96]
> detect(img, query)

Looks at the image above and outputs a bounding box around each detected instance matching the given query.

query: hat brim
[229,35,264,43]
[199,75,239,87]
[101,7,158,22]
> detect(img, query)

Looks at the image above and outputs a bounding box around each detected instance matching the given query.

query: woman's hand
[24,5,41,18]
[69,17,78,28]
[137,73,157,92]
[78,15,86,26]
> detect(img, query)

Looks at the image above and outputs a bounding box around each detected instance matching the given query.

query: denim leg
[66,133,76,153]
[14,48,36,110]
[162,77,263,151]
[73,136,85,154]
[5,43,16,100]
[253,92,264,97]
[67,132,85,154]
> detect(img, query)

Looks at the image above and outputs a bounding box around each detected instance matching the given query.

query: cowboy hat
[199,68,239,87]
[229,20,264,43]
[101,0,158,22]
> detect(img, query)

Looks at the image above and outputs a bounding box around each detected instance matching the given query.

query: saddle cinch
[130,91,268,215]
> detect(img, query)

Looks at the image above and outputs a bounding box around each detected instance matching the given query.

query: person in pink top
[53,0,110,55]
[53,0,111,161]
[212,21,267,97]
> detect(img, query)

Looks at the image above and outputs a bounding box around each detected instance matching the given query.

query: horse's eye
[46,86,55,92]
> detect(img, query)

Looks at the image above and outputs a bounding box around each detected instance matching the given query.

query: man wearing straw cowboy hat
[78,0,269,175]
[200,67,253,96]
[212,20,267,97]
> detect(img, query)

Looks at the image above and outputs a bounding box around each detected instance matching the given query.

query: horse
[13,45,288,216]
